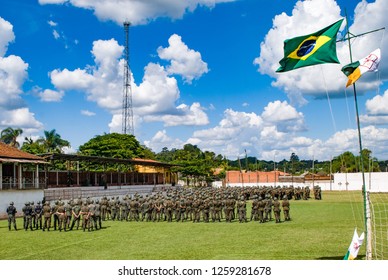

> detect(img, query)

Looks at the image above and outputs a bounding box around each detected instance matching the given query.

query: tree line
[1,126,386,187]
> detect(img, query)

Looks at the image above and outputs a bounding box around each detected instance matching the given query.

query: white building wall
[213,172,388,193]
[333,172,388,192]
[0,189,44,219]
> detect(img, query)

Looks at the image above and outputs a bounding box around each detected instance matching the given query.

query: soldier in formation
[23,202,34,231]
[237,196,247,223]
[34,201,43,230]
[42,201,52,231]
[70,199,82,230]
[273,197,281,223]
[282,195,291,221]
[6,202,17,231]
[313,186,322,200]
[7,184,318,232]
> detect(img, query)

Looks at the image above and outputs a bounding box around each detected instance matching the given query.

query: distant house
[224,170,288,186]
[0,142,47,190]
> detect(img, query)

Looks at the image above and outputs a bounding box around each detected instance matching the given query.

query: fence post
[35,164,39,189]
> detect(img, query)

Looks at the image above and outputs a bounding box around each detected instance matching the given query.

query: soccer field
[0,191,368,260]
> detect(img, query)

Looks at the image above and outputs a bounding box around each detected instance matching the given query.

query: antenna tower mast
[122,21,134,135]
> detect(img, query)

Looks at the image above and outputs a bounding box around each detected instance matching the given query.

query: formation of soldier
[89,186,293,224]
[7,197,102,232]
[5,185,322,230]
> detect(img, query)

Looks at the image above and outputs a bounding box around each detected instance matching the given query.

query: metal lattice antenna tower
[122,21,134,135]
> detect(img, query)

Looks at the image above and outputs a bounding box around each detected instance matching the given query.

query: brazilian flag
[276,19,344,73]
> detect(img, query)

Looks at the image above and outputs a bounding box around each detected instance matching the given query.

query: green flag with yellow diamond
[276,19,344,73]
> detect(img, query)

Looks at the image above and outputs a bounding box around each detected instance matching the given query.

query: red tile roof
[0,142,45,162]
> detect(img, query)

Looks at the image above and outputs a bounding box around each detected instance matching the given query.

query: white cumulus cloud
[253,0,387,104]
[0,108,43,134]
[38,89,64,102]
[186,109,263,157]
[157,34,209,83]
[144,102,209,126]
[0,17,43,135]
[0,17,15,57]
[261,100,306,132]
[144,130,184,153]
[365,89,388,115]
[39,0,236,25]
[50,36,209,133]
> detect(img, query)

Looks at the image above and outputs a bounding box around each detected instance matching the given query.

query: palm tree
[40,129,70,153]
[0,127,23,148]
[24,136,34,144]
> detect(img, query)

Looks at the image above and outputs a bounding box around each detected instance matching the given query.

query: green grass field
[0,191,377,260]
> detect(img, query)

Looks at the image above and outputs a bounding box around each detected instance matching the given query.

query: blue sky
[1,0,387,161]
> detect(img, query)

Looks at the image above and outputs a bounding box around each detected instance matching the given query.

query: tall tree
[21,137,46,154]
[79,133,154,159]
[0,127,23,148]
[164,144,223,187]
[41,129,70,153]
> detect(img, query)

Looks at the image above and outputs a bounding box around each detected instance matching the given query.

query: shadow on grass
[316,254,366,260]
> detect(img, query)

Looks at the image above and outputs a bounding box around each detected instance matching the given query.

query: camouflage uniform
[56,202,66,231]
[42,202,52,231]
[258,197,265,223]
[202,198,210,223]
[88,201,96,230]
[70,202,81,230]
[6,202,17,231]
[24,202,33,231]
[141,198,150,221]
[177,198,186,222]
[94,200,102,229]
[282,195,291,221]
[128,198,135,221]
[186,196,193,221]
[65,201,72,230]
[120,199,129,221]
[303,186,310,200]
[100,196,108,220]
[273,197,281,223]
[52,201,59,230]
[164,198,173,222]
[250,195,259,221]
[30,202,36,228]
[225,196,235,222]
[154,197,163,222]
[264,195,272,221]
[314,186,322,200]
[34,202,43,230]
[80,202,90,231]
[192,198,201,223]
[237,196,247,223]
[109,198,117,220]
[214,196,222,222]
